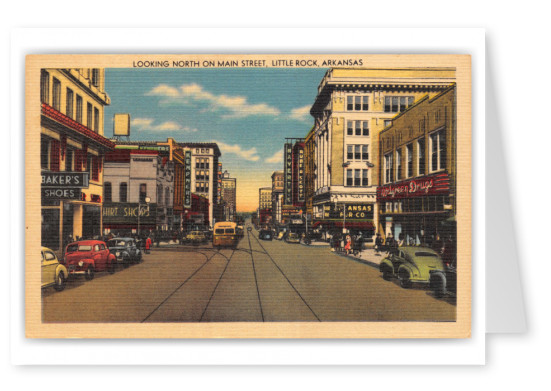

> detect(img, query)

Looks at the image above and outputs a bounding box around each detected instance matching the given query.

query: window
[104,182,112,202]
[165,187,170,206]
[41,137,49,170]
[65,148,73,172]
[418,138,425,176]
[346,169,353,186]
[66,88,74,118]
[354,169,361,186]
[347,121,353,136]
[347,95,369,111]
[87,103,93,129]
[52,78,61,110]
[50,140,60,172]
[362,169,369,186]
[355,121,361,136]
[40,70,49,104]
[384,153,393,184]
[384,96,414,113]
[94,107,99,132]
[76,95,83,123]
[430,129,447,172]
[120,183,128,202]
[91,156,99,181]
[406,143,413,178]
[347,121,369,137]
[158,185,163,205]
[362,145,369,160]
[347,145,353,160]
[384,120,392,128]
[354,145,361,160]
[91,69,100,87]
[396,149,402,180]
[139,183,147,203]
[362,121,369,136]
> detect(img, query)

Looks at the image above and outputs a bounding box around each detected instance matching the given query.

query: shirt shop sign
[41,172,89,188]
[376,172,450,201]
[102,203,157,224]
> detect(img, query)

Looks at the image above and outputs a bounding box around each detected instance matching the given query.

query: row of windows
[196,170,210,181]
[346,169,370,187]
[41,70,101,133]
[196,182,209,193]
[195,148,211,154]
[381,195,451,214]
[346,144,369,161]
[104,183,128,203]
[345,95,415,113]
[383,129,446,184]
[196,158,210,169]
[346,120,369,136]
[40,138,100,181]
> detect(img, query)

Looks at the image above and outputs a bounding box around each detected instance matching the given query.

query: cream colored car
[41,247,68,291]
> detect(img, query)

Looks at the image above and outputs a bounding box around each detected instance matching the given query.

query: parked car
[187,230,207,244]
[258,229,273,241]
[106,237,142,267]
[379,247,445,289]
[429,263,457,298]
[63,240,116,280]
[41,247,68,292]
[285,232,301,244]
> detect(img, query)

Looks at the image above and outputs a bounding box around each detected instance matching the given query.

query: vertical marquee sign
[184,150,192,208]
[284,143,293,205]
[297,147,305,202]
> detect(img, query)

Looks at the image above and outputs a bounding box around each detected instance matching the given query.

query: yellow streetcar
[213,221,239,249]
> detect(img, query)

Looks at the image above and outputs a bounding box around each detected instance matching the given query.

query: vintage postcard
[26,54,471,338]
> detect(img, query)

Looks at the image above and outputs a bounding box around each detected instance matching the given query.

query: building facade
[40,68,114,250]
[308,67,455,238]
[221,171,236,221]
[271,170,284,223]
[377,84,456,245]
[258,187,273,225]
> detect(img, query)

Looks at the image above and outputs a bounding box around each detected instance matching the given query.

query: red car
[63,240,116,280]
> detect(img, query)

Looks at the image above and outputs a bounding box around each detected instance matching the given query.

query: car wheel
[382,266,392,281]
[399,270,411,289]
[54,272,66,291]
[431,274,446,298]
[84,266,95,281]
[123,257,130,268]
[108,261,115,274]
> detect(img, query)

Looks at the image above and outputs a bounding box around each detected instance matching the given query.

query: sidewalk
[332,247,387,269]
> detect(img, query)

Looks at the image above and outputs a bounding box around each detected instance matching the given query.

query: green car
[379,246,444,289]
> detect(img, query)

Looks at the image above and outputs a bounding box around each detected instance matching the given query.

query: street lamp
[137,196,151,236]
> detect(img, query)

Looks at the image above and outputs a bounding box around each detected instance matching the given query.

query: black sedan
[106,237,142,267]
[258,229,273,241]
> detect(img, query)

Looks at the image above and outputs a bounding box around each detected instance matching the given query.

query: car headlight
[78,261,84,267]
[116,251,120,257]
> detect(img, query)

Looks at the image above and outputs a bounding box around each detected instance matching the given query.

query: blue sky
[104,68,327,211]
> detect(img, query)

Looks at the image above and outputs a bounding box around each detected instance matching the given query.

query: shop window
[52,78,61,111]
[104,182,112,202]
[66,88,74,118]
[40,70,49,104]
[120,183,128,203]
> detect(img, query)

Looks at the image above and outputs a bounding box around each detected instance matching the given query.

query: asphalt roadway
[42,226,456,323]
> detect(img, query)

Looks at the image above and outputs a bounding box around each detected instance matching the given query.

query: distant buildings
[221,171,237,221]
[258,187,272,225]
[271,170,284,223]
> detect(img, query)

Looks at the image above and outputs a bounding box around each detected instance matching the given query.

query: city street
[42,225,456,323]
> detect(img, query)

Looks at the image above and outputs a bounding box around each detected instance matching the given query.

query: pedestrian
[145,235,152,254]
[432,233,444,255]
[344,234,352,255]
[398,233,405,247]
[375,233,383,255]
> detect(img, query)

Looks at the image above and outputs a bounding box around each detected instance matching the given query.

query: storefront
[312,202,375,239]
[102,202,157,237]
[376,172,455,246]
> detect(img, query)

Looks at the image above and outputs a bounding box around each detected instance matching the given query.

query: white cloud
[214,140,260,162]
[289,105,312,122]
[130,117,197,132]
[265,149,283,164]
[145,83,281,119]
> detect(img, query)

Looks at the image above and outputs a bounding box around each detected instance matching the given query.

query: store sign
[184,150,192,208]
[41,188,81,200]
[283,143,292,204]
[102,203,157,224]
[376,172,450,201]
[297,148,305,202]
[41,172,89,188]
[323,203,374,220]
[282,206,301,216]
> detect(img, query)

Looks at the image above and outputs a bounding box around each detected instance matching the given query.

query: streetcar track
[249,229,321,322]
[246,230,265,322]
[141,248,232,323]
[199,249,236,321]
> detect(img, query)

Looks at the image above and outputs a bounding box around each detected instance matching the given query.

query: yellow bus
[213,221,239,249]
